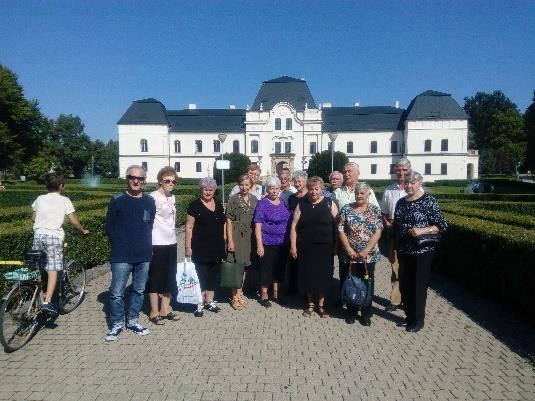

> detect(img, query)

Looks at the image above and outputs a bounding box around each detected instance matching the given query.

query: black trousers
[398,250,435,324]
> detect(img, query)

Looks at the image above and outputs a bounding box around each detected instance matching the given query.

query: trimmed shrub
[431,193,535,202]
[442,203,535,229]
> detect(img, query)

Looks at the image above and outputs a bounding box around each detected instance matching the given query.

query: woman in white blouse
[147,167,180,325]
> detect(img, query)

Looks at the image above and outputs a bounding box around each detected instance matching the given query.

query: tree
[53,114,92,177]
[525,90,535,171]
[307,150,349,181]
[25,149,61,179]
[212,152,251,185]
[464,91,526,174]
[91,139,119,177]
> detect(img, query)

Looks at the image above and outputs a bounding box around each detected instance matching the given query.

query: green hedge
[431,193,535,202]
[442,203,535,229]
[442,200,535,216]
[0,189,111,207]
[435,213,535,324]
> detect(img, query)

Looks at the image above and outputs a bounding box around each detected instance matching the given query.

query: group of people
[101,157,446,341]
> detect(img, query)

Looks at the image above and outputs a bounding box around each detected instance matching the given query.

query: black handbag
[341,262,372,308]
[414,233,441,247]
[219,252,245,289]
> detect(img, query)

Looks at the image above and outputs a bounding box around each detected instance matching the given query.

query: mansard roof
[251,76,317,111]
[405,90,468,120]
[117,98,169,125]
[322,106,405,132]
[168,109,245,132]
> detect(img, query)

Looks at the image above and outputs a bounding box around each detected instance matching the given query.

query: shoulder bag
[341,262,372,308]
[219,252,245,289]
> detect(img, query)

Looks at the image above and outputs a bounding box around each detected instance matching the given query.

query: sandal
[238,294,248,307]
[149,315,165,325]
[316,306,329,319]
[303,303,314,317]
[162,312,180,321]
[231,298,244,310]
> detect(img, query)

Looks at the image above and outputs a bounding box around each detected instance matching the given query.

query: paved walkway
[1,233,534,400]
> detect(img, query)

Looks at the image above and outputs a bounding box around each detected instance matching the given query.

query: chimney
[322,102,332,108]
[229,104,236,110]
[188,103,197,110]
[354,101,360,107]
[394,100,400,109]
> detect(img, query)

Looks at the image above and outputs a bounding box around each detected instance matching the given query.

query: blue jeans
[109,262,150,328]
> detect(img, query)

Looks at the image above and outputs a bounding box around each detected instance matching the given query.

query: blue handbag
[341,262,372,308]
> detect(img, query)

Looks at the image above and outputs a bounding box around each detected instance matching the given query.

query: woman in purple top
[254,176,291,308]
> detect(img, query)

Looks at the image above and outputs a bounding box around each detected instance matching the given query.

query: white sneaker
[105,326,123,342]
[126,323,149,336]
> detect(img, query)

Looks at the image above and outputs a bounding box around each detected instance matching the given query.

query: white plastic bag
[176,258,202,305]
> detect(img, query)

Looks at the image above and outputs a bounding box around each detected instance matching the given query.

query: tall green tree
[91,139,119,177]
[53,114,92,177]
[307,150,348,181]
[524,90,535,171]
[0,64,46,172]
[464,91,526,174]
[212,152,251,185]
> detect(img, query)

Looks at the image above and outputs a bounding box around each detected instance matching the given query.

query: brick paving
[1,231,534,400]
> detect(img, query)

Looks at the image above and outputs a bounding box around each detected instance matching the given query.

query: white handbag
[176,258,203,304]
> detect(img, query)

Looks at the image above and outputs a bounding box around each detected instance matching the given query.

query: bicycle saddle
[24,250,47,262]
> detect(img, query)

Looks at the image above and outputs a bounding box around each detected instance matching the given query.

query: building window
[285,142,291,153]
[275,118,281,131]
[425,163,431,175]
[174,162,180,172]
[174,140,181,153]
[140,139,148,152]
[275,142,281,154]
[347,141,354,154]
[195,140,202,153]
[213,140,221,153]
[441,163,447,175]
[196,162,202,172]
[233,140,239,153]
[251,140,258,153]
[371,164,377,174]
[389,164,395,174]
[370,141,377,154]
[424,139,432,152]
[286,118,292,130]
[141,161,148,171]
[441,139,448,152]
[390,141,397,153]
[309,142,317,154]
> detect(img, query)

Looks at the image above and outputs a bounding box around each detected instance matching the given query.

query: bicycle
[0,250,86,352]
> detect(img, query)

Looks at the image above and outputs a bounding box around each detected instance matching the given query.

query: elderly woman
[185,177,226,317]
[394,171,447,332]
[147,167,180,325]
[254,176,291,308]
[226,174,258,310]
[229,164,263,199]
[290,177,338,318]
[338,182,383,326]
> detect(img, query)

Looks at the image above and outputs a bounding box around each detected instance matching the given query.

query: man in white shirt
[333,162,379,209]
[229,164,263,199]
[381,158,422,312]
[278,167,296,203]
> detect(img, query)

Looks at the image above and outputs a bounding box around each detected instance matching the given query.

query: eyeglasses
[127,175,146,181]
[162,179,176,185]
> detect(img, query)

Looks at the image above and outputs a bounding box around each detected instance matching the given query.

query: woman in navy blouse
[394,171,447,332]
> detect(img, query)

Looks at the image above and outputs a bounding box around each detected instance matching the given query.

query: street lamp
[328,133,338,173]
[218,133,227,206]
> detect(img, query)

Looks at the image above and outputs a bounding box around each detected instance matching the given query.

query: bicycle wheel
[60,260,86,314]
[0,284,41,352]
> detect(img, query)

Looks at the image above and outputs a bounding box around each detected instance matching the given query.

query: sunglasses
[127,175,146,181]
[162,179,176,185]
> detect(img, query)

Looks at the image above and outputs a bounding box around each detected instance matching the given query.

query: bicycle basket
[3,268,39,282]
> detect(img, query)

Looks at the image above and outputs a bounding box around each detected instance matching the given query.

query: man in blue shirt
[105,165,156,341]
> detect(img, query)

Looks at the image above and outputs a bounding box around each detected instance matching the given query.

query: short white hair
[329,171,342,180]
[355,181,371,192]
[199,177,217,189]
[344,162,359,171]
[125,165,146,176]
[292,170,308,180]
[264,176,281,188]
[396,158,411,168]
[404,171,423,183]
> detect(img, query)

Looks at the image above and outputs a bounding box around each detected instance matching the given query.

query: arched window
[174,140,181,153]
[347,141,354,154]
[251,140,259,153]
[233,140,239,153]
[140,139,148,152]
[275,118,281,131]
[285,118,292,130]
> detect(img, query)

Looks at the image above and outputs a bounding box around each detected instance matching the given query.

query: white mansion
[118,76,479,182]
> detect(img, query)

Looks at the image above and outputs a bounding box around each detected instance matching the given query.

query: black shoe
[260,299,271,308]
[193,309,204,317]
[271,297,285,306]
[360,316,371,326]
[345,315,356,325]
[406,321,424,332]
[41,302,58,315]
[385,304,399,312]
[204,302,221,313]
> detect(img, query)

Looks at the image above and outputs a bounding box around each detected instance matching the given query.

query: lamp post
[218,133,227,206]
[328,133,338,173]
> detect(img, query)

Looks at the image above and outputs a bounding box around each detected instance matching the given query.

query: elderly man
[278,167,297,203]
[333,162,379,209]
[323,170,342,198]
[229,164,263,199]
[381,158,422,312]
[105,165,156,341]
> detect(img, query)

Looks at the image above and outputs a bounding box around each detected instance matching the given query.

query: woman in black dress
[290,176,338,318]
[394,171,447,332]
[185,177,226,317]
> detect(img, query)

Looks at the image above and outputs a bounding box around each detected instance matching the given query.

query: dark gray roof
[117,98,169,125]
[167,109,245,132]
[251,76,317,111]
[405,90,468,120]
[322,106,405,132]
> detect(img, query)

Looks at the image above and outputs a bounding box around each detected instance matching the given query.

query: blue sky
[1,0,534,141]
